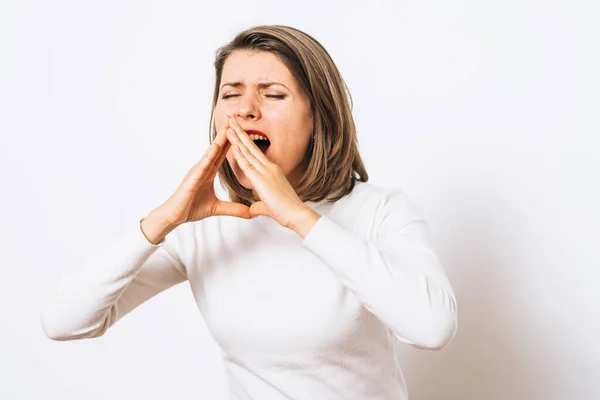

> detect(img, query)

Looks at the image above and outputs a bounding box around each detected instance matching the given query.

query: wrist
[140,209,179,245]
[289,207,321,239]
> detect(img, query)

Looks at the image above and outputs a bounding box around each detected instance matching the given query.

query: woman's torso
[172,182,408,399]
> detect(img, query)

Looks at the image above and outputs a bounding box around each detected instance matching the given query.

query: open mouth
[253,138,271,154]
[246,130,271,154]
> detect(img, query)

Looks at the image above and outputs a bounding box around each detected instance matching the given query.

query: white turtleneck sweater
[42,180,457,399]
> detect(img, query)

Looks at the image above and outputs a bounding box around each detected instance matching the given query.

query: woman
[42,25,458,399]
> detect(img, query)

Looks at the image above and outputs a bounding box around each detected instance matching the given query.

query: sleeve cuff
[139,217,165,246]
[301,215,349,256]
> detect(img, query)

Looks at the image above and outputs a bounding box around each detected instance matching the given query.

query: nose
[234,93,261,121]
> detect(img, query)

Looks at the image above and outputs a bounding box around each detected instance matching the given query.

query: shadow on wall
[395,191,567,400]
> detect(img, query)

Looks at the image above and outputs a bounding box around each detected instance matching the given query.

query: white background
[1,0,598,399]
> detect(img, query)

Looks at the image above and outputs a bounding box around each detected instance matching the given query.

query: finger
[190,116,233,179]
[214,199,252,219]
[214,132,232,167]
[213,115,233,148]
[230,116,268,165]
[249,201,268,218]
[229,116,270,167]
[231,144,262,179]
[214,141,231,167]
[227,129,266,174]
[179,142,220,193]
[196,142,221,171]
[212,116,234,167]
[190,144,223,183]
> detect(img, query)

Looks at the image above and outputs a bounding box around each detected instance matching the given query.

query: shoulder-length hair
[209,25,368,206]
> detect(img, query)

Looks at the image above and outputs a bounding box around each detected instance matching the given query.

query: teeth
[250,134,268,141]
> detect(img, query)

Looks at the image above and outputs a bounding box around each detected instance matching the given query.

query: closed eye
[221,94,287,100]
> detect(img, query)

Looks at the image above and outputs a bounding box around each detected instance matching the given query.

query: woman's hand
[227,116,321,235]
[157,116,252,226]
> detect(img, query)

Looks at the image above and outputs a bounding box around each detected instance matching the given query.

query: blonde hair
[209,25,368,206]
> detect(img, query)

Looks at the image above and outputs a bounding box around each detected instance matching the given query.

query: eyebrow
[220,81,289,91]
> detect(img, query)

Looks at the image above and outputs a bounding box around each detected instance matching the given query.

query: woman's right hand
[156,116,251,227]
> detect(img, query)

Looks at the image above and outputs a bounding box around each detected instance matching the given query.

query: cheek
[270,104,312,138]
[285,121,312,151]
[262,108,283,120]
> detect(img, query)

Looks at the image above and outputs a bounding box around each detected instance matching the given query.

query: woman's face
[214,50,313,191]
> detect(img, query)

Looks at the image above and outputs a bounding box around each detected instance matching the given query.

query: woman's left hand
[226,116,320,235]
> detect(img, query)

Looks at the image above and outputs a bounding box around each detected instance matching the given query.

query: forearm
[301,216,457,350]
[42,219,187,341]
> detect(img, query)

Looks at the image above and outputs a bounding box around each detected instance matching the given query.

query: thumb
[249,201,268,218]
[214,200,252,219]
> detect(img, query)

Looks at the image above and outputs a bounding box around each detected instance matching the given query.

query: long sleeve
[41,220,188,341]
[301,190,457,350]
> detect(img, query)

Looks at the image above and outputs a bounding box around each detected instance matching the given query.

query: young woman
[43,25,458,399]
